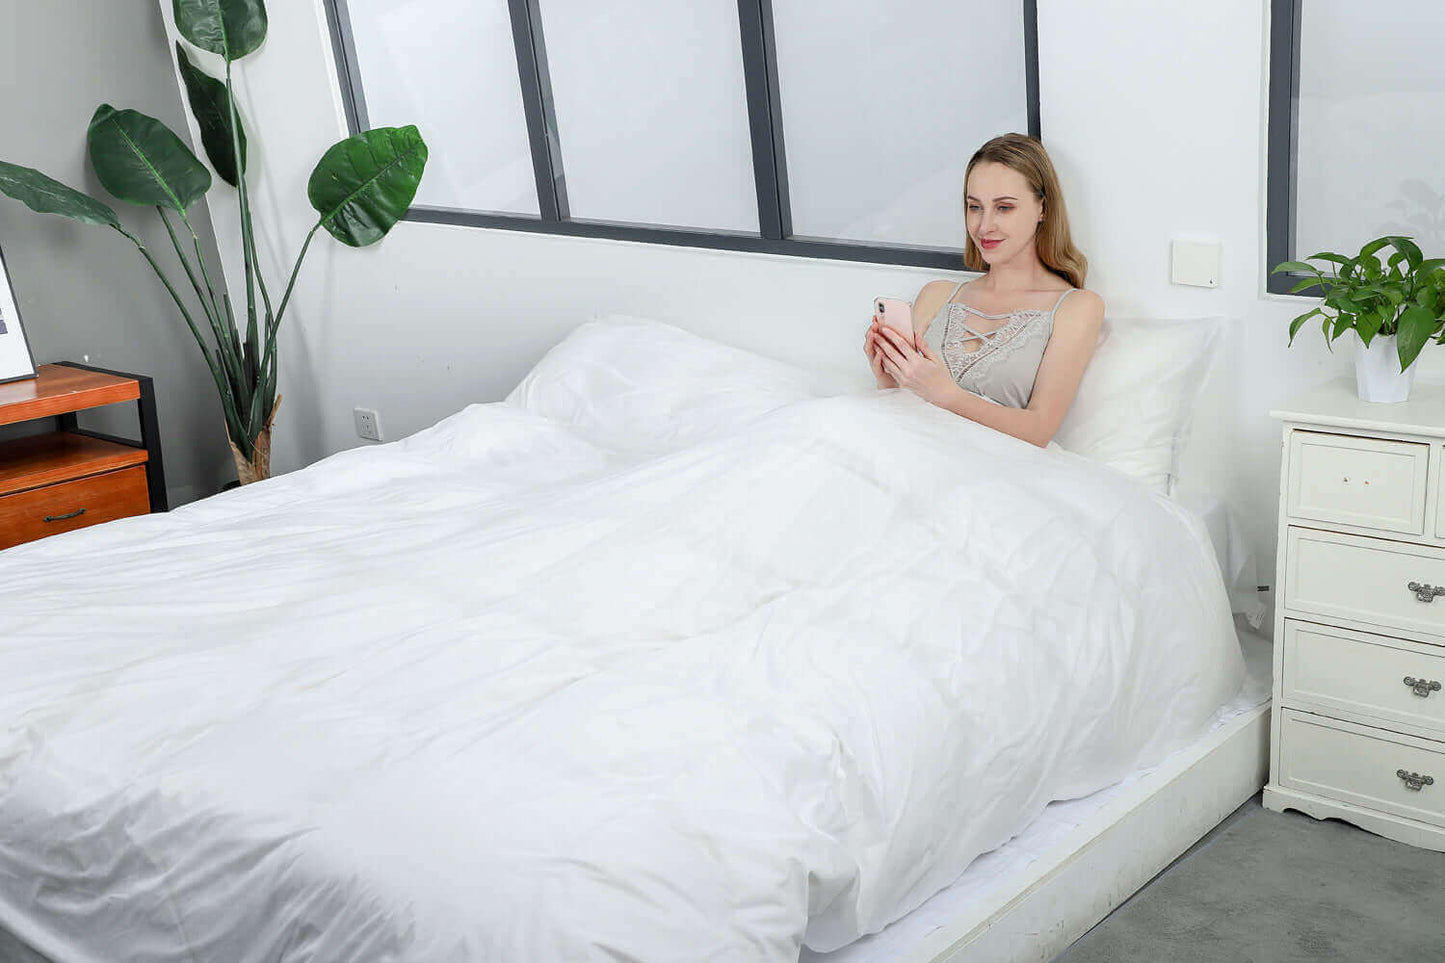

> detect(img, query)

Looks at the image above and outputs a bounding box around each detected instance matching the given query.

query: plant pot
[1355,333,1418,403]
[229,427,272,485]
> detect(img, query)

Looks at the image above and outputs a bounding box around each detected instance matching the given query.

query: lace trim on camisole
[928,283,1076,408]
[940,304,1054,384]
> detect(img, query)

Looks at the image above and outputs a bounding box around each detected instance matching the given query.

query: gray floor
[1054,794,1445,963]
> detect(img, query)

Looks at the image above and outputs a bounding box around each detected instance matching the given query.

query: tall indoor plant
[1274,235,1445,403]
[0,0,427,483]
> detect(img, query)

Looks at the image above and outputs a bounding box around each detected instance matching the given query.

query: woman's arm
[873,289,1105,448]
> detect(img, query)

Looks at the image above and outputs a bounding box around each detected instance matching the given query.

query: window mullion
[1023,0,1041,138]
[737,0,790,241]
[507,0,569,222]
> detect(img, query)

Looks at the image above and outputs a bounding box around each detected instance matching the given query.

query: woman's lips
[979,238,1003,250]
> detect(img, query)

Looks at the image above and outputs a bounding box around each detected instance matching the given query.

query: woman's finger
[879,326,919,358]
[875,335,906,367]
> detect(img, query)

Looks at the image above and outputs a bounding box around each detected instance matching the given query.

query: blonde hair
[962,133,1087,289]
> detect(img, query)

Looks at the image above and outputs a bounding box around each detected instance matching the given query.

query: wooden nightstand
[0,363,166,551]
[1263,380,1445,850]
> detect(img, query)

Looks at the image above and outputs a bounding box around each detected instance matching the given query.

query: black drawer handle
[1407,581,1445,603]
[43,508,87,523]
[1404,676,1443,698]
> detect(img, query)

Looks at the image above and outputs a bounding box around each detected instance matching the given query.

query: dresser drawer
[0,466,150,549]
[1282,621,1445,735]
[1285,528,1445,639]
[1278,709,1445,825]
[1286,431,1429,535]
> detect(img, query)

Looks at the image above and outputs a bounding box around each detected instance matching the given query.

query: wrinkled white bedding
[0,322,1244,962]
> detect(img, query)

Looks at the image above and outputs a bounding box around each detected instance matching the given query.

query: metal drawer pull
[1404,676,1443,698]
[1396,770,1435,792]
[1407,581,1445,603]
[42,508,87,523]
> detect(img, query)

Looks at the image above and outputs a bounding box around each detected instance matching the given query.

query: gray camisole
[921,281,1076,408]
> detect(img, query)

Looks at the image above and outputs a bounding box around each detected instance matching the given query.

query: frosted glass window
[1295,1,1445,259]
[346,0,540,216]
[772,0,1028,249]
[537,0,760,233]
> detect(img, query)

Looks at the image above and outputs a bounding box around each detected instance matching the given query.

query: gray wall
[0,0,233,504]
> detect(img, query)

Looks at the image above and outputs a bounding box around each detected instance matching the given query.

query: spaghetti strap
[1049,288,1076,314]
[944,280,968,304]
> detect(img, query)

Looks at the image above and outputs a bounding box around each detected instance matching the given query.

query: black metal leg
[135,375,167,512]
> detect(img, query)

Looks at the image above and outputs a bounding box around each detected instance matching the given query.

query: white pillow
[1054,317,1224,496]
[506,315,824,454]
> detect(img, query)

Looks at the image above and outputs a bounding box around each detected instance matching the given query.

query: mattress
[808,629,1272,962]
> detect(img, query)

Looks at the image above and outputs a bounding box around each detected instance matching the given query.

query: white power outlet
[353,407,383,442]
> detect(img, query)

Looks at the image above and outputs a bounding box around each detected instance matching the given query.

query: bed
[0,317,1254,961]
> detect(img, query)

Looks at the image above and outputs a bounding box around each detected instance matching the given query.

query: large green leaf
[1385,235,1424,271]
[175,42,246,187]
[0,161,120,228]
[1272,260,1317,274]
[1396,304,1439,371]
[173,0,268,61]
[87,105,211,211]
[1359,237,1392,260]
[308,126,427,248]
[1287,307,1322,344]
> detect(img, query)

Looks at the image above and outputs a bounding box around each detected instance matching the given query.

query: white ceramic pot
[1355,332,1418,403]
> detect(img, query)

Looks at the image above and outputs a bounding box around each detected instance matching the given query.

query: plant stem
[115,224,246,447]
[158,207,244,406]
[225,58,261,444]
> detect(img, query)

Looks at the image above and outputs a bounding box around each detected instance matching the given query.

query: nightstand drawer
[1282,621,1445,734]
[1286,431,1429,535]
[1279,710,1445,825]
[0,466,150,549]
[1285,528,1445,639]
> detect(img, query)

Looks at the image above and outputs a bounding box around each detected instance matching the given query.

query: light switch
[1171,239,1221,288]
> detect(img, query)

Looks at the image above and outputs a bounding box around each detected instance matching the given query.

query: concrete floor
[1054,794,1445,963]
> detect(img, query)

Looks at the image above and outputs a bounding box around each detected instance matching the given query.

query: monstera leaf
[0,162,120,228]
[87,105,211,211]
[308,126,427,248]
[175,42,247,186]
[173,0,268,61]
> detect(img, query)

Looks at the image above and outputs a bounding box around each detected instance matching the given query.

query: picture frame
[0,238,38,384]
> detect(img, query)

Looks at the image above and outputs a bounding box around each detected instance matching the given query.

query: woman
[865,133,1103,448]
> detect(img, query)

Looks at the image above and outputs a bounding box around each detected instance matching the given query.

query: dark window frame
[321,0,1041,270]
[1266,0,1321,297]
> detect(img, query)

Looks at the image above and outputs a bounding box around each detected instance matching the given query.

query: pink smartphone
[873,297,915,345]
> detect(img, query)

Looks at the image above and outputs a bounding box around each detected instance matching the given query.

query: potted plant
[0,0,427,484]
[1274,235,1445,403]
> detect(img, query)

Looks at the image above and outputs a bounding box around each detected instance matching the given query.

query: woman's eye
[998,206,1013,213]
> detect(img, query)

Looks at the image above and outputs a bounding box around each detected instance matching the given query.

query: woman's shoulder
[1060,286,1104,319]
[913,278,966,319]
[1056,287,1105,337]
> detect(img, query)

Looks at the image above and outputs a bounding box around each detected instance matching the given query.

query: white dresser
[1264,380,1445,851]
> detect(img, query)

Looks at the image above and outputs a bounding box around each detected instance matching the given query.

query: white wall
[161,0,1445,616]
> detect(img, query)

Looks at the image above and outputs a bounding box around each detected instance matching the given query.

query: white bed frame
[910,701,1268,962]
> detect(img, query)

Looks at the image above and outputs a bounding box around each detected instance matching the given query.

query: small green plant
[0,0,427,483]
[1274,235,1445,372]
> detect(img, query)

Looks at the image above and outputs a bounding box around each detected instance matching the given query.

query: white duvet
[0,319,1244,962]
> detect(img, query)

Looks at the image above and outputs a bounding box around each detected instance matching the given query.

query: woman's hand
[872,325,957,407]
[864,317,898,389]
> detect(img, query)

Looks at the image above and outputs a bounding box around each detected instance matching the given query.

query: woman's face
[965,162,1044,266]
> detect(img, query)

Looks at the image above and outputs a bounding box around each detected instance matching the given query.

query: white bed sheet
[807,629,1272,963]
[0,325,1247,961]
